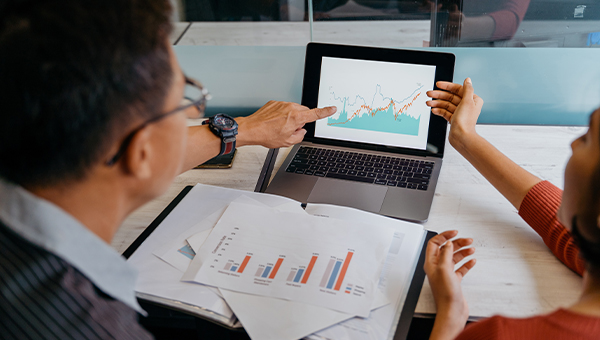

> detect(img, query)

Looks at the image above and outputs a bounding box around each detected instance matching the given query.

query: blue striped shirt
[0,180,152,339]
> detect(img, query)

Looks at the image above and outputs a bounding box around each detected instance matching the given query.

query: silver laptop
[266,43,455,222]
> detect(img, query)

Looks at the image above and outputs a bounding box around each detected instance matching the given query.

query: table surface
[170,19,595,48]
[174,20,430,48]
[112,124,585,319]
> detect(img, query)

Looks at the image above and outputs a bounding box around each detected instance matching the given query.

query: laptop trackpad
[307,178,387,213]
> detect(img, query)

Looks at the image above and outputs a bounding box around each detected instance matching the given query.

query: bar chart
[319,251,354,291]
[286,254,319,284]
[192,202,395,317]
[206,223,360,292]
[255,256,285,279]
[223,253,252,273]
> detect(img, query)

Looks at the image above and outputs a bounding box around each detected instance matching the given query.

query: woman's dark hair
[571,132,600,271]
[0,0,173,187]
[571,216,600,271]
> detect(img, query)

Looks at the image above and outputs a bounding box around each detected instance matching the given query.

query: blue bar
[261,266,272,278]
[326,261,343,289]
[293,269,305,283]
[231,266,238,272]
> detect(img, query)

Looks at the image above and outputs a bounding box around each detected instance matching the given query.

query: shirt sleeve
[455,315,514,340]
[488,0,531,40]
[454,316,504,340]
[518,181,584,276]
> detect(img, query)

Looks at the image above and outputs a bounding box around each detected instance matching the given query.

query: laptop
[266,43,455,222]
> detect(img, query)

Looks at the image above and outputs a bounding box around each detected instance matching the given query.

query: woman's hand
[426,78,483,149]
[425,230,476,340]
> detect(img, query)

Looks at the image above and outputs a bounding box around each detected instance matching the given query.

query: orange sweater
[518,181,585,276]
[454,181,600,339]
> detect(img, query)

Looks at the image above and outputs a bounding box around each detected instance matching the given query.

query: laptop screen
[314,57,436,151]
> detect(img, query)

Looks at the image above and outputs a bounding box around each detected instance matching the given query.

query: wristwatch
[202,113,238,156]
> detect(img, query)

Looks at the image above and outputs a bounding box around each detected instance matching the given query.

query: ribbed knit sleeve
[518,181,585,276]
[455,309,600,340]
[455,316,503,340]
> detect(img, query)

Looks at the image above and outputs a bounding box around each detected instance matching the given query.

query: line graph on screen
[326,84,424,136]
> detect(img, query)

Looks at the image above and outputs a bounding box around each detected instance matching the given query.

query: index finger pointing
[302,106,337,123]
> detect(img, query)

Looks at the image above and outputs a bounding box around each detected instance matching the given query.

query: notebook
[266,43,455,222]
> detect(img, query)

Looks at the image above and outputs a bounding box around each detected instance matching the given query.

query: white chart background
[316,57,436,150]
[191,202,394,317]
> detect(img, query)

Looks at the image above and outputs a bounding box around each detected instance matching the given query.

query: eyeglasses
[105,76,211,166]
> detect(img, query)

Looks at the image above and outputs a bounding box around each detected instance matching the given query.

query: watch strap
[220,139,236,156]
[202,115,237,156]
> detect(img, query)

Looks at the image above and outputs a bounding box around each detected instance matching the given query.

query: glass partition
[172,1,600,48]
[170,0,600,125]
[430,0,600,47]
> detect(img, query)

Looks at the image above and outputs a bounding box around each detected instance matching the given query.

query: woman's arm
[519,181,585,275]
[426,78,584,275]
[426,78,541,210]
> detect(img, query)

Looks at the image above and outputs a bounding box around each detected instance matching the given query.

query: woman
[422,78,600,339]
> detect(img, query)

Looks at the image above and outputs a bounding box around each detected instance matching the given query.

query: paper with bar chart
[315,57,436,150]
[190,202,395,317]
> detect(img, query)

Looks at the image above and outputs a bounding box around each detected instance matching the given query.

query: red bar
[301,256,318,284]
[268,258,284,279]
[237,255,251,273]
[334,252,354,291]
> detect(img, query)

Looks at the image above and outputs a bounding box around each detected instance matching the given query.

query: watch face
[214,115,235,129]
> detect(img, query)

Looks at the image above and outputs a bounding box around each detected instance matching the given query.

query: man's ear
[122,127,153,180]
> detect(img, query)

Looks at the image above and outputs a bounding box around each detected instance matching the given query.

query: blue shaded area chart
[177,244,196,260]
[326,84,423,136]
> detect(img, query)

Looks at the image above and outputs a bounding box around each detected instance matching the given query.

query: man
[0,1,335,339]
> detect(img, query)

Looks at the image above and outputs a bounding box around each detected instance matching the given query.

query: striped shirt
[0,180,152,339]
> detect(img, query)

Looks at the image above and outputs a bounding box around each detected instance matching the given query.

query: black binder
[123,148,436,339]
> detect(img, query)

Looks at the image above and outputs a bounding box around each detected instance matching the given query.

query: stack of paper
[127,184,426,340]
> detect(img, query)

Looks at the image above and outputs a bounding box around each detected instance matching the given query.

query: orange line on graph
[328,93,421,126]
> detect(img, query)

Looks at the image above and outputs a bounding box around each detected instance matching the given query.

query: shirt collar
[0,179,145,314]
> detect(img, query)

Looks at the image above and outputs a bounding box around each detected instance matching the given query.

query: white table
[169,22,191,45]
[175,21,430,48]
[112,124,585,319]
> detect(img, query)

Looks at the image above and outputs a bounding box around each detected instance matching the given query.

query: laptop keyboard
[285,146,434,190]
